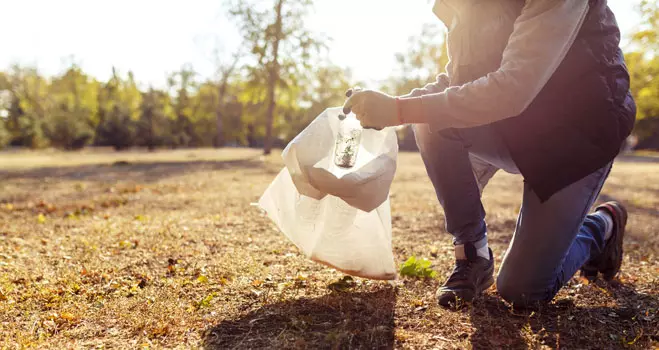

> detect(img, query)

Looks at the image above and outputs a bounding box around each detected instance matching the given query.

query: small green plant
[194,292,216,310]
[399,256,437,279]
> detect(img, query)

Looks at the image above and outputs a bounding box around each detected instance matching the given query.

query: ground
[0,148,657,349]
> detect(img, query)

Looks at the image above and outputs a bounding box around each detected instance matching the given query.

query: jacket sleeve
[417,0,590,131]
[404,72,451,98]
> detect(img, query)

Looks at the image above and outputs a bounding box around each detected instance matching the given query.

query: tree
[222,95,244,146]
[137,88,174,150]
[633,0,659,53]
[95,69,142,150]
[168,66,198,147]
[289,63,352,139]
[626,0,659,148]
[0,72,10,148]
[0,105,8,148]
[3,65,50,148]
[226,0,324,154]
[216,52,240,147]
[0,121,8,148]
[384,23,448,96]
[191,80,221,147]
[44,64,99,149]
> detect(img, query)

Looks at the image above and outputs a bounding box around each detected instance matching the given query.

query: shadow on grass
[202,288,396,349]
[617,154,659,164]
[598,192,659,220]
[0,158,271,183]
[469,282,658,349]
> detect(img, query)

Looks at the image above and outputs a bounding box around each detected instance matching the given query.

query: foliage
[0,73,7,148]
[0,2,657,151]
[136,88,174,150]
[94,70,141,150]
[0,118,9,148]
[399,256,438,279]
[626,0,659,148]
[43,111,94,150]
[3,66,50,148]
[0,58,350,151]
[384,23,448,96]
[632,0,659,53]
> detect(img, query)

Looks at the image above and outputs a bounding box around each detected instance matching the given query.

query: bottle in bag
[334,114,363,168]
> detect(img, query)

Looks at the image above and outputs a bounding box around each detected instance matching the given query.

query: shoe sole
[437,275,495,309]
[437,249,496,309]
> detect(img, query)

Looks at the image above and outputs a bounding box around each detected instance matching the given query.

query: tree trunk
[263,0,284,155]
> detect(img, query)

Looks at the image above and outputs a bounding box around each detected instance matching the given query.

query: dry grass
[0,148,657,349]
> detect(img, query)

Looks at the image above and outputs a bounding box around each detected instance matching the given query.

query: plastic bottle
[333,114,363,168]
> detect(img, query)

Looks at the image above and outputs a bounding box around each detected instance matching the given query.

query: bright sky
[0,0,641,88]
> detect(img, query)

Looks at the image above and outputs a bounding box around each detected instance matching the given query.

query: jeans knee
[413,124,431,153]
[413,124,458,154]
[496,275,524,305]
[496,275,554,308]
[496,275,537,307]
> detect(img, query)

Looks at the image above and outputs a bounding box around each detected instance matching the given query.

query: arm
[399,0,590,129]
[402,72,451,98]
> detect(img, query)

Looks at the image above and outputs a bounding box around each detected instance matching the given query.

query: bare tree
[226,0,322,154]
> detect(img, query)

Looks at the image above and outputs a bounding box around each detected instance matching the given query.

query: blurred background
[0,0,656,155]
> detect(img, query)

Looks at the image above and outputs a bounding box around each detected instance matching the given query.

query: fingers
[345,86,362,98]
[343,93,365,115]
[354,111,383,131]
[343,87,363,114]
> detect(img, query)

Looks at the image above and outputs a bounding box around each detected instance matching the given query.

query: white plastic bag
[258,107,398,280]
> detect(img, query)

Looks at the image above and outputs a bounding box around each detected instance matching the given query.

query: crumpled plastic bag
[258,107,398,280]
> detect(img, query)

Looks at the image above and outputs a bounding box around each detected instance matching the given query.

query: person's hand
[342,88,400,129]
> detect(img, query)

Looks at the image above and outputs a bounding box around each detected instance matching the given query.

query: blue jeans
[414,124,611,305]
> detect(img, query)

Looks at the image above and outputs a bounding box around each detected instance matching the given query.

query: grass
[0,148,657,349]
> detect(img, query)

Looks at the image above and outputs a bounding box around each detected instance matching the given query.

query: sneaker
[436,243,494,308]
[581,201,627,281]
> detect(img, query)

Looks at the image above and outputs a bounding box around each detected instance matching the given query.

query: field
[0,148,657,349]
